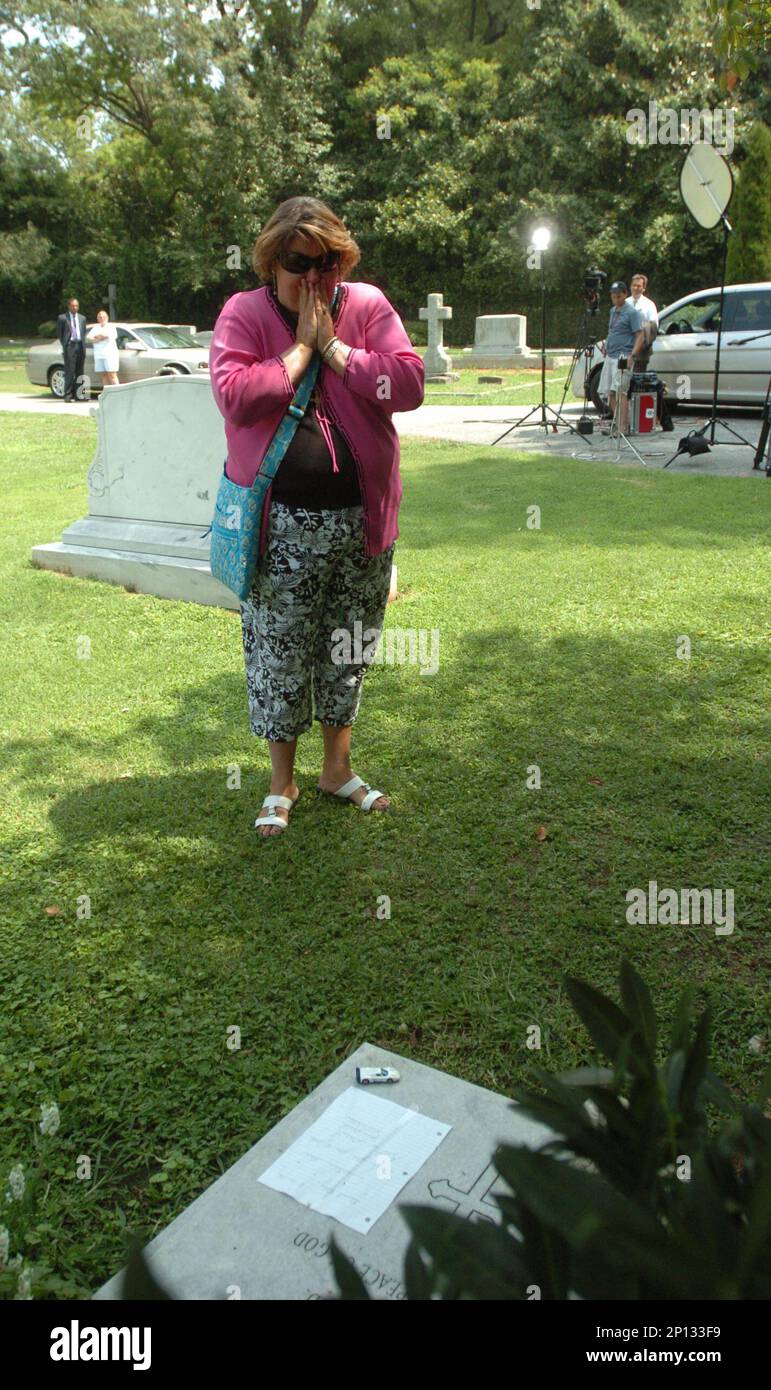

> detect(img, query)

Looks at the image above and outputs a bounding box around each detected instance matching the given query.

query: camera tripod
[552,305,608,434]
[574,364,666,466]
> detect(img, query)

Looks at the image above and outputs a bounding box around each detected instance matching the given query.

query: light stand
[573,362,651,466]
[572,359,667,466]
[553,305,606,435]
[662,431,712,468]
[692,213,753,450]
[679,140,753,453]
[604,365,649,465]
[490,227,585,446]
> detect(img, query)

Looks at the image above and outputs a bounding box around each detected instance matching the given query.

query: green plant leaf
[670,985,696,1053]
[564,976,647,1076]
[665,1049,687,1112]
[400,1204,526,1299]
[328,1236,371,1300]
[679,1007,711,1117]
[701,1066,740,1114]
[514,1198,572,1299]
[754,1063,771,1109]
[495,1146,652,1244]
[403,1236,434,1299]
[619,958,657,1054]
[494,1147,695,1296]
[120,1241,173,1300]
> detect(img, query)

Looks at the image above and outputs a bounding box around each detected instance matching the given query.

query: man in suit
[57,297,87,401]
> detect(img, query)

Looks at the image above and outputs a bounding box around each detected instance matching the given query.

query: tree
[0,223,52,287]
[708,0,771,79]
[0,0,767,334]
[726,121,771,282]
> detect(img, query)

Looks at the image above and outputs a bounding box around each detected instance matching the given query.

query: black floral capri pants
[239,501,395,742]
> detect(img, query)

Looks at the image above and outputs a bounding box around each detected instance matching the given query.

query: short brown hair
[631,272,648,287]
[252,196,361,282]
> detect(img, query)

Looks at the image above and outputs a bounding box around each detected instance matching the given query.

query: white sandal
[318,775,389,812]
[255,793,299,834]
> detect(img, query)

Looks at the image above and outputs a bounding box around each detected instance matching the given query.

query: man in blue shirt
[599,281,646,432]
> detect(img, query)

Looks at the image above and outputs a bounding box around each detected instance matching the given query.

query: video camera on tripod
[582,266,607,316]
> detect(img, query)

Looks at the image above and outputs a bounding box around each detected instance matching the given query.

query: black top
[267,287,361,508]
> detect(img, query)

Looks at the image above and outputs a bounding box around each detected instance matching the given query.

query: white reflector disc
[680,141,733,228]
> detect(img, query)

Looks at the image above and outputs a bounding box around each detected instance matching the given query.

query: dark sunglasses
[278,248,340,275]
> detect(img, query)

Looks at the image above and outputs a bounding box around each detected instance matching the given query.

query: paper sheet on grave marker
[257,1086,452,1234]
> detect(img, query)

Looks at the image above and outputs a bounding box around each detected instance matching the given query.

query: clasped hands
[296,277,337,356]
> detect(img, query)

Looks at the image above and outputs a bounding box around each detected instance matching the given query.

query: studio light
[491,222,584,443]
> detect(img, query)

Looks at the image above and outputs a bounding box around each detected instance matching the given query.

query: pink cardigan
[209,281,425,558]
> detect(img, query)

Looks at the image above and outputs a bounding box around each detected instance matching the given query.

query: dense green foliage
[1,1,769,340]
[709,0,770,81]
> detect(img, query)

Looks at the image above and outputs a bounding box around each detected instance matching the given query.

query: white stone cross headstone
[419,292,452,377]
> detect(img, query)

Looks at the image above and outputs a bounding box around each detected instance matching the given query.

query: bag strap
[252,351,320,490]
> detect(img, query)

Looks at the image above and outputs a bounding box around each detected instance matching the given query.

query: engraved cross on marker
[428,1162,505,1224]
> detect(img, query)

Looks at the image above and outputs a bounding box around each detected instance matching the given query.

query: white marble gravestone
[32,375,399,610]
[31,376,239,610]
[93,1042,552,1301]
[464,314,535,367]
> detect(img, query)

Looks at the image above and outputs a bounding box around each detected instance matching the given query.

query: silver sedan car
[26,322,211,397]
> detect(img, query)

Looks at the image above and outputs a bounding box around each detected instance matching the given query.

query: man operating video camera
[598,281,646,433]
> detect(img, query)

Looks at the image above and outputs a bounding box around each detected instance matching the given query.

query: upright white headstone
[31,375,237,608]
[419,292,453,377]
[31,374,400,611]
[464,314,535,367]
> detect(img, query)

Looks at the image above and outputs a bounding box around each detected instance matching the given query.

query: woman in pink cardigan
[210,197,425,837]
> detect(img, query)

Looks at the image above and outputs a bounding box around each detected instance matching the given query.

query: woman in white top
[87,309,120,386]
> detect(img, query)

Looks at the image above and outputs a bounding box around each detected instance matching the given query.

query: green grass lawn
[0,361,40,394]
[0,412,768,1298]
[0,344,44,395]
[420,362,569,407]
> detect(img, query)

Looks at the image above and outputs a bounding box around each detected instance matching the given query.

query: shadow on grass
[3,624,764,921]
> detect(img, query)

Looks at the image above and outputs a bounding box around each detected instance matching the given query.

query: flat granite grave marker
[93,1042,552,1301]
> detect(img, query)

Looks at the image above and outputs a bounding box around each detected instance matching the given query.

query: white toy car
[355,1066,400,1085]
